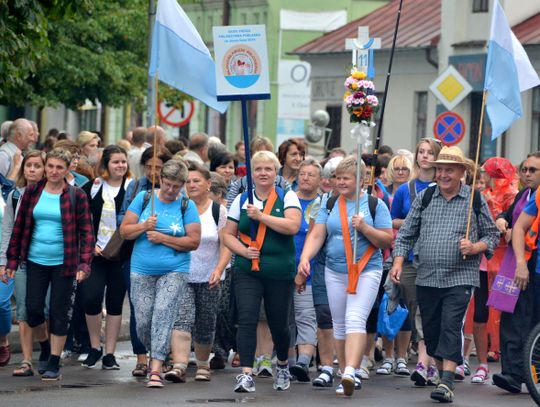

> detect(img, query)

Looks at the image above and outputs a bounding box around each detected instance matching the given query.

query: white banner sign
[277,60,311,120]
[213,25,270,100]
[280,10,347,32]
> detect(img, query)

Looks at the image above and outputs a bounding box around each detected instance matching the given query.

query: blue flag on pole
[484,0,540,140]
[149,0,229,114]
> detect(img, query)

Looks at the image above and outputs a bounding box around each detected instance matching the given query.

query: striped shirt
[393,184,499,288]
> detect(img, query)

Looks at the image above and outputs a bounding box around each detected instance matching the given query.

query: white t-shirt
[227,189,301,221]
[96,182,121,250]
[188,202,227,283]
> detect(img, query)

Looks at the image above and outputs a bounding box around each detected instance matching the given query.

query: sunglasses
[521,166,540,174]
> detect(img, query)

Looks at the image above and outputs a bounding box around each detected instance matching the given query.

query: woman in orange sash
[298,156,393,397]
[223,151,301,394]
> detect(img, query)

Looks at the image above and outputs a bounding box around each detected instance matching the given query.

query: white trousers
[325,267,381,340]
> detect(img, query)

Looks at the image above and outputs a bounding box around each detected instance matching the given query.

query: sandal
[164,364,186,383]
[231,353,241,368]
[132,363,148,378]
[195,366,211,381]
[13,360,34,377]
[471,365,489,384]
[147,371,164,388]
[430,383,454,403]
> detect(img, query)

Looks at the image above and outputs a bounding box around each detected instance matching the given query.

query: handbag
[100,229,134,262]
[377,293,409,341]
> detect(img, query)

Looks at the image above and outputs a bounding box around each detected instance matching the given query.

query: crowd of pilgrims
[0,117,538,403]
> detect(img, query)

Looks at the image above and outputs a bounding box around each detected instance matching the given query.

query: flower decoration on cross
[344,68,379,126]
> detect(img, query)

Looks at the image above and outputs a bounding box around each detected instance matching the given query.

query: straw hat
[429,145,470,168]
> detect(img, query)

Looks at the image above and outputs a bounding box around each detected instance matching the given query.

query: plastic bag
[377,293,409,340]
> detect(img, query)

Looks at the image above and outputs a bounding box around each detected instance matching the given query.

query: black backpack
[418,184,482,216]
[325,193,379,221]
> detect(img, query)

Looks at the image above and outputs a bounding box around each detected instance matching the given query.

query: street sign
[158,101,195,127]
[433,112,466,146]
[429,65,473,111]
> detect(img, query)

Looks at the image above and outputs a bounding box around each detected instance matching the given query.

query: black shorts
[315,304,333,330]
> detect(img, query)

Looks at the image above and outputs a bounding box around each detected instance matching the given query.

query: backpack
[0,173,14,202]
[419,184,482,217]
[325,193,379,222]
[11,184,77,216]
[142,190,188,216]
[211,200,220,226]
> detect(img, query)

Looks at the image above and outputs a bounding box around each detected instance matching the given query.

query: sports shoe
[454,364,465,381]
[289,363,310,382]
[357,367,370,380]
[312,369,333,387]
[81,347,103,368]
[102,353,120,370]
[77,353,89,362]
[273,367,291,391]
[427,365,440,386]
[41,368,62,381]
[234,373,255,393]
[252,358,259,375]
[463,360,471,376]
[376,358,394,375]
[257,357,273,378]
[340,373,355,396]
[395,358,411,376]
[411,362,427,386]
[471,365,489,384]
[60,350,72,360]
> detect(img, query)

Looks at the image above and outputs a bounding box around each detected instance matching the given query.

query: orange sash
[239,188,278,272]
[338,195,376,294]
[525,190,540,261]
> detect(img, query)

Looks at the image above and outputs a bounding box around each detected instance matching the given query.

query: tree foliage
[1,0,198,111]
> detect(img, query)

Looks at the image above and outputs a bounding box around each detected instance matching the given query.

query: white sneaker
[77,353,89,362]
[60,350,72,360]
[234,373,256,393]
[335,383,344,395]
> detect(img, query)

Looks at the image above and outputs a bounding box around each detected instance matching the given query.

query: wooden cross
[345,26,381,79]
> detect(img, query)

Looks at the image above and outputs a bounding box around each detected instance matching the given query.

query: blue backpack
[0,173,14,202]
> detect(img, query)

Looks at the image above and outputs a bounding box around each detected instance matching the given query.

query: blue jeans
[0,279,14,336]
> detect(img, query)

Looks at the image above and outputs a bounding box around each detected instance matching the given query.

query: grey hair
[299,158,322,176]
[161,158,188,183]
[321,156,344,179]
[46,148,73,168]
[335,155,366,179]
[1,121,13,141]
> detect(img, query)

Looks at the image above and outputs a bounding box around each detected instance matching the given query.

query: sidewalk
[6,298,132,353]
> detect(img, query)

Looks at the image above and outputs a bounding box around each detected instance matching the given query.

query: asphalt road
[0,342,535,407]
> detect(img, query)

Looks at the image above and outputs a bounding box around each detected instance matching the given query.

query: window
[414,92,428,141]
[472,0,489,13]
[532,86,540,151]
[240,13,247,25]
[254,12,260,24]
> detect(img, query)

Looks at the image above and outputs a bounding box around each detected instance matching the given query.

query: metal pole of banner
[463,89,487,259]
[151,73,159,216]
[367,0,404,194]
[241,99,256,241]
[353,144,363,262]
[146,0,157,126]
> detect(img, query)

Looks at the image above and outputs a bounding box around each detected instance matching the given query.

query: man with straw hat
[390,145,499,403]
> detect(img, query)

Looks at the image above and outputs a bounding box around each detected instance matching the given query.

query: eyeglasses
[145,164,163,171]
[521,167,539,174]
[394,167,410,173]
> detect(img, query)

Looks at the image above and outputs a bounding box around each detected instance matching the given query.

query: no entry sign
[433,112,465,146]
[158,101,195,127]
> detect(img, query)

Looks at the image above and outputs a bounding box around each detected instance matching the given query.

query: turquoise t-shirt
[128,191,200,275]
[316,194,392,274]
[28,190,64,266]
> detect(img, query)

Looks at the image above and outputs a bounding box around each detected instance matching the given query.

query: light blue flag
[149,0,229,114]
[484,0,539,140]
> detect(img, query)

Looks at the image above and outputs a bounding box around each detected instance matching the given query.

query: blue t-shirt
[295,197,319,284]
[128,191,200,275]
[391,179,433,262]
[29,190,64,266]
[316,194,392,274]
[523,191,540,273]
